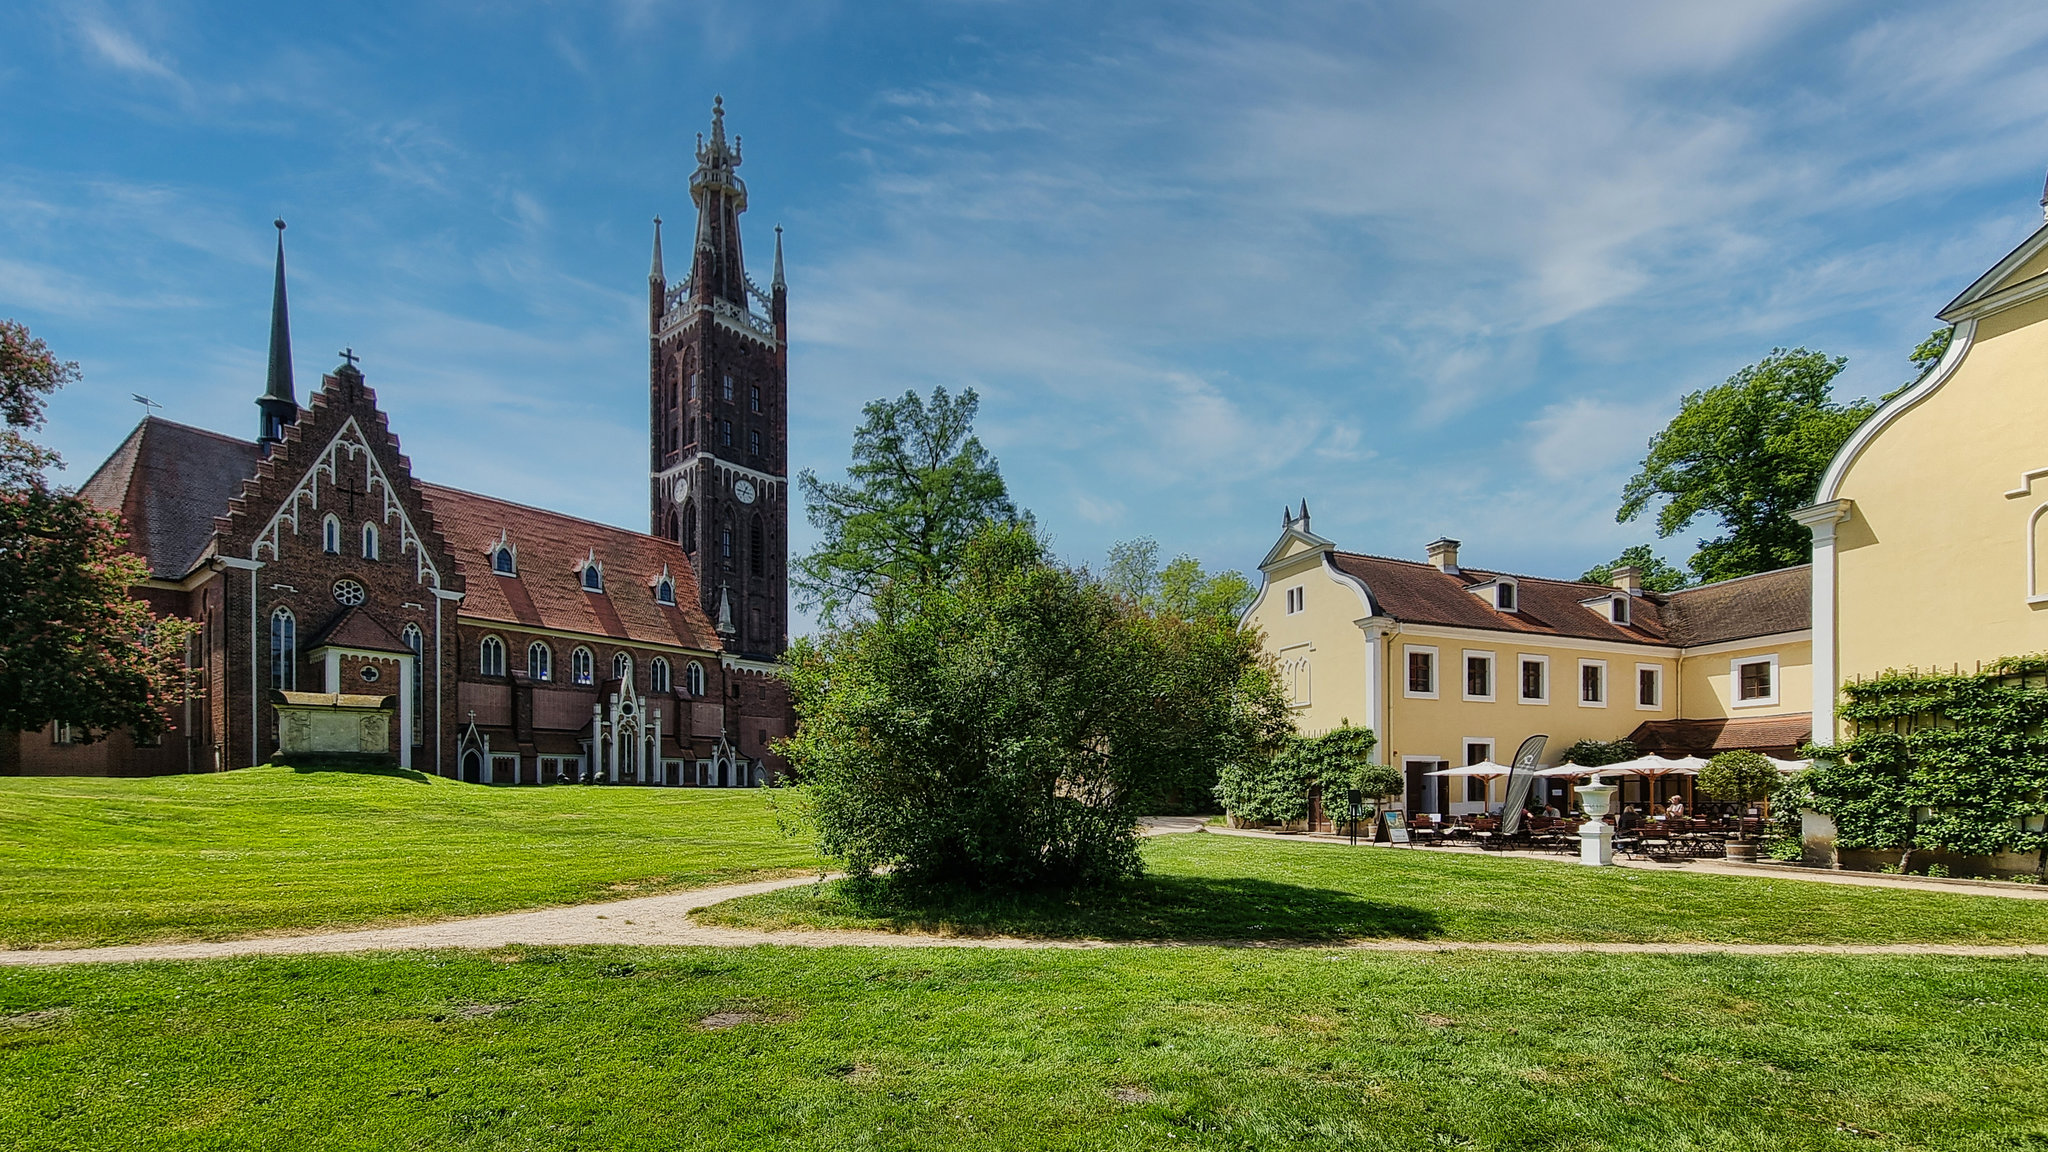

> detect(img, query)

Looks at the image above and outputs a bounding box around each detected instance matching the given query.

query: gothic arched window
[655,576,675,605]
[681,501,696,550]
[527,641,552,682]
[269,607,296,690]
[720,526,733,561]
[362,523,379,561]
[480,636,506,677]
[612,651,632,686]
[650,657,671,694]
[685,661,706,697]
[322,515,340,555]
[401,623,423,745]
[571,646,594,685]
[581,561,603,592]
[491,545,514,575]
[750,514,764,576]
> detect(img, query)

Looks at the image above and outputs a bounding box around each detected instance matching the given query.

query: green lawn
[0,767,826,949]
[695,831,2048,945]
[3,946,2043,1150]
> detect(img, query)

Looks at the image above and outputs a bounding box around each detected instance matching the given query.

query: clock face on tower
[672,477,689,503]
[735,478,757,505]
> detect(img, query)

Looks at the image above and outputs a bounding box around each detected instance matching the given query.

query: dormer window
[1496,580,1517,612]
[1611,595,1630,626]
[577,550,604,593]
[488,530,516,576]
[653,567,676,606]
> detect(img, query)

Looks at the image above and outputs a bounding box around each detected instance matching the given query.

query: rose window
[333,579,367,606]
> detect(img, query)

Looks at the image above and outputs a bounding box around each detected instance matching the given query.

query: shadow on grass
[277,757,433,783]
[784,873,1443,944]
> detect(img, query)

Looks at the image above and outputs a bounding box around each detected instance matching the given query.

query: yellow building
[1243,507,1811,816]
[1799,197,2048,741]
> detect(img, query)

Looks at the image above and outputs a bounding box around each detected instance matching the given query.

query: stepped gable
[79,418,261,579]
[1658,565,1811,647]
[1328,552,1670,644]
[210,365,463,598]
[421,484,721,652]
[1628,713,1813,757]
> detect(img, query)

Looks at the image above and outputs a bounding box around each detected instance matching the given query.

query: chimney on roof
[1610,565,1643,594]
[1425,537,1460,574]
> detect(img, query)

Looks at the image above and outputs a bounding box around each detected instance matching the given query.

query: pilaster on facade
[1792,498,1854,744]
[1354,615,1397,763]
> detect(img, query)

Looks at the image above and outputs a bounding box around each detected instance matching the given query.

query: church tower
[649,97,789,661]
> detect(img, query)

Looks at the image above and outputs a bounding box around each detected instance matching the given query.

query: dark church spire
[689,95,749,307]
[650,215,665,282]
[257,219,299,449]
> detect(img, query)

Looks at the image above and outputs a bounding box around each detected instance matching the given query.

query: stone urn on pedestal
[1577,774,1619,867]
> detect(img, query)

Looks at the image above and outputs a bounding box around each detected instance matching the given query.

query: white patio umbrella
[1765,755,1811,773]
[1424,760,1515,777]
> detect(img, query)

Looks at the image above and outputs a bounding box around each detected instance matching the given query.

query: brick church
[13,99,793,785]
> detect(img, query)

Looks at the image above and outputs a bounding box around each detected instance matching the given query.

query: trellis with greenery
[1805,656,2048,875]
[1215,725,1397,826]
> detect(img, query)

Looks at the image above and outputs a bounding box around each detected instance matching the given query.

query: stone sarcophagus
[269,691,397,759]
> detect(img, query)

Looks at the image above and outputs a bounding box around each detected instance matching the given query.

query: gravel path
[5,820,2045,966]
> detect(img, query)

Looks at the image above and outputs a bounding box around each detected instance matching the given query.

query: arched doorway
[461,749,482,783]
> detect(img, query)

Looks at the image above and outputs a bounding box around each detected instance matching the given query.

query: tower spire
[689,95,749,306]
[257,219,299,448]
[650,215,665,282]
[772,224,784,291]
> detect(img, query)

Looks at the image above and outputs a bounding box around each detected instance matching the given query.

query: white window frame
[1495,578,1518,612]
[685,660,707,697]
[1611,594,1631,626]
[480,635,506,677]
[1402,644,1439,700]
[322,514,341,555]
[613,651,632,685]
[655,577,675,606]
[1462,739,1496,807]
[1285,586,1305,615]
[1731,653,1781,708]
[1635,663,1663,711]
[491,545,516,576]
[1577,658,1608,708]
[527,641,552,682]
[650,657,671,694]
[1461,650,1496,702]
[571,646,595,686]
[1517,654,1549,705]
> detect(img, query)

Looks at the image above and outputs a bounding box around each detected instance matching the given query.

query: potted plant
[1697,750,1780,861]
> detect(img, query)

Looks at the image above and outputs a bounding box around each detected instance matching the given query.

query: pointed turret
[650,215,665,282]
[770,224,787,340]
[689,95,749,307]
[257,219,299,449]
[771,225,784,291]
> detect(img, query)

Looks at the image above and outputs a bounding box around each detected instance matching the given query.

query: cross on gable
[339,348,360,368]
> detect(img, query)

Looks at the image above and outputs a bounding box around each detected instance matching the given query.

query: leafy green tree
[796,387,1025,624]
[1883,326,1954,402]
[1557,738,1639,767]
[1579,546,1690,592]
[1697,750,1780,840]
[1619,348,1876,584]
[0,320,194,743]
[780,522,1289,890]
[1104,536,1257,624]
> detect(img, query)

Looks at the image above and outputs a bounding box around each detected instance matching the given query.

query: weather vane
[131,394,162,413]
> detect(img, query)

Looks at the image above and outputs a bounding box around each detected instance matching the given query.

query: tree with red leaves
[0,320,192,743]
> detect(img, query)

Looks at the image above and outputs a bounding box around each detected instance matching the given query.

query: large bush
[1216,726,1391,825]
[778,523,1289,890]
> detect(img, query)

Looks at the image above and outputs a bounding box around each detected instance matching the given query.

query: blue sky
[6,0,2048,629]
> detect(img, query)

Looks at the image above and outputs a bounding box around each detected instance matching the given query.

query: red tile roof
[420,484,721,653]
[1628,714,1813,756]
[80,418,262,579]
[1329,552,1670,644]
[1658,565,1810,646]
[1325,552,1810,650]
[308,606,416,655]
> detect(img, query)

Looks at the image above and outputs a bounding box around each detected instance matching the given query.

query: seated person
[1665,796,1687,818]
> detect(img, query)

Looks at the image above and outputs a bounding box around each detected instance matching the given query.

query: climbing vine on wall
[1805,655,2048,871]
[1216,725,1390,825]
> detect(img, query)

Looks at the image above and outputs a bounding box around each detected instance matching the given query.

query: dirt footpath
[4,823,2045,966]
